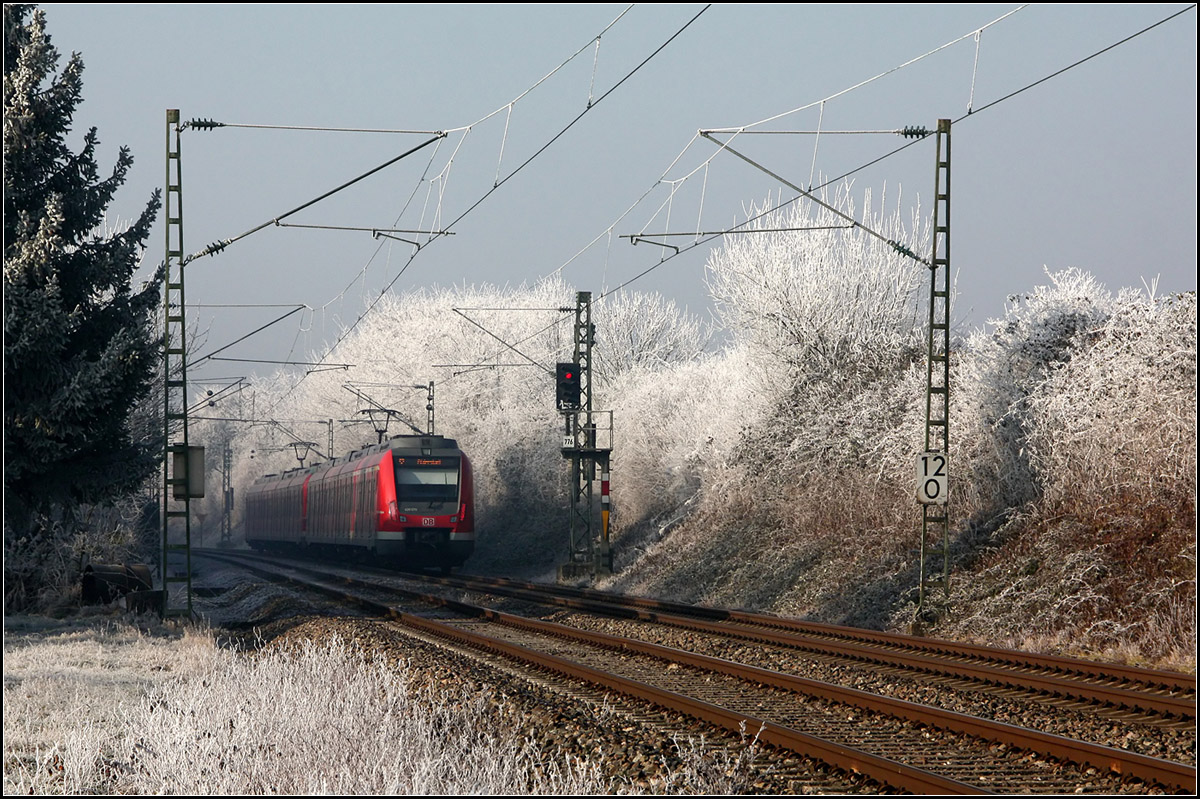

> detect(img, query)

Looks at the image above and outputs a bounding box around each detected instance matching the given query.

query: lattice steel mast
[161,109,195,617]
[918,119,952,609]
[558,291,613,580]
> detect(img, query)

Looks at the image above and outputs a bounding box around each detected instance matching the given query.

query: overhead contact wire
[185,134,446,263]
[301,5,712,387]
[956,2,1196,121]
[600,2,1195,298]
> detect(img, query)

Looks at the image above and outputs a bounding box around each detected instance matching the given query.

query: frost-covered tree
[1024,287,1196,512]
[706,185,928,387]
[4,5,163,602]
[591,291,711,380]
[939,277,1195,657]
[703,185,929,472]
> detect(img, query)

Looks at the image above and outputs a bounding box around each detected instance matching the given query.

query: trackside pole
[161,109,200,618]
[557,291,614,581]
[917,119,952,612]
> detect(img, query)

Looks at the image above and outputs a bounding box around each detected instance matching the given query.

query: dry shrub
[932,505,1195,668]
[609,454,919,630]
[655,725,766,794]
[4,496,158,613]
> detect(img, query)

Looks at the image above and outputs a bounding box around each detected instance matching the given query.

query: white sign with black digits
[562,435,576,449]
[917,451,948,505]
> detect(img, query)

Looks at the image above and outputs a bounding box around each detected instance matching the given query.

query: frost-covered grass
[3,614,216,794]
[5,616,766,795]
[6,616,582,794]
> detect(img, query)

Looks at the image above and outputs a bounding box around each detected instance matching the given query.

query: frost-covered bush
[954,268,1116,516]
[610,187,933,621]
[1024,287,1195,514]
[604,346,761,559]
[705,185,930,479]
[923,278,1196,662]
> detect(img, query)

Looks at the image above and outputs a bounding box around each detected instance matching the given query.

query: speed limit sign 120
[917,451,948,505]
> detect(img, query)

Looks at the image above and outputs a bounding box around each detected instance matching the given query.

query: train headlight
[397,515,407,523]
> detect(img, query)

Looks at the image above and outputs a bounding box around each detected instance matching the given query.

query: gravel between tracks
[526,605,1197,767]
[193,558,1194,793]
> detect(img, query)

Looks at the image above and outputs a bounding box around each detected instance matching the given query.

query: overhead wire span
[955,2,1196,121]
[284,5,711,395]
[541,131,712,284]
[207,357,353,368]
[439,314,569,386]
[732,128,914,135]
[706,4,1029,134]
[186,378,248,416]
[189,122,444,135]
[598,2,1196,302]
[627,225,854,240]
[479,5,634,184]
[700,130,930,265]
[274,222,454,236]
[283,132,450,387]
[438,5,713,235]
[191,305,312,366]
[451,308,554,373]
[183,133,447,263]
[598,131,929,301]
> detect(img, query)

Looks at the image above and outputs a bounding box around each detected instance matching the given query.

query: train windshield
[394,456,460,505]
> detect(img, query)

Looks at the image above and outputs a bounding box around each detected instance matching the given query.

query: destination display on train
[395,456,460,469]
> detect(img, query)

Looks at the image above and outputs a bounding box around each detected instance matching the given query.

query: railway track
[194,550,1196,794]
[430,572,1196,724]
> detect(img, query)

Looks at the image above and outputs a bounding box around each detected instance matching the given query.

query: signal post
[557,291,614,581]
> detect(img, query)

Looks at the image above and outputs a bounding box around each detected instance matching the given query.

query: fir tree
[4,5,164,562]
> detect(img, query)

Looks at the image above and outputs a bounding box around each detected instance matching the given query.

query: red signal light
[556,362,582,409]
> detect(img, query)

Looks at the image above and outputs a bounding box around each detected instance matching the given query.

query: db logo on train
[422,517,436,526]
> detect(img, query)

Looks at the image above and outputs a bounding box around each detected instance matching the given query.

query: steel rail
[198,551,1195,793]
[435,574,1194,719]
[393,609,986,794]
[445,573,1197,694]
[468,600,1197,794]
[200,551,977,793]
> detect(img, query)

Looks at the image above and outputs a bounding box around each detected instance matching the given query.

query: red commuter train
[244,434,474,571]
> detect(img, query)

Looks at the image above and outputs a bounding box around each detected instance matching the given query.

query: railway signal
[556,362,581,410]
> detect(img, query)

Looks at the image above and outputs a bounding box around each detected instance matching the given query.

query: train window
[395,458,459,504]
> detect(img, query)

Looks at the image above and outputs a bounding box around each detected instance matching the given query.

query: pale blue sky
[40,3,1198,378]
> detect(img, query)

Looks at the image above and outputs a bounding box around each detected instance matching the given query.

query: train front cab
[375,438,474,569]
